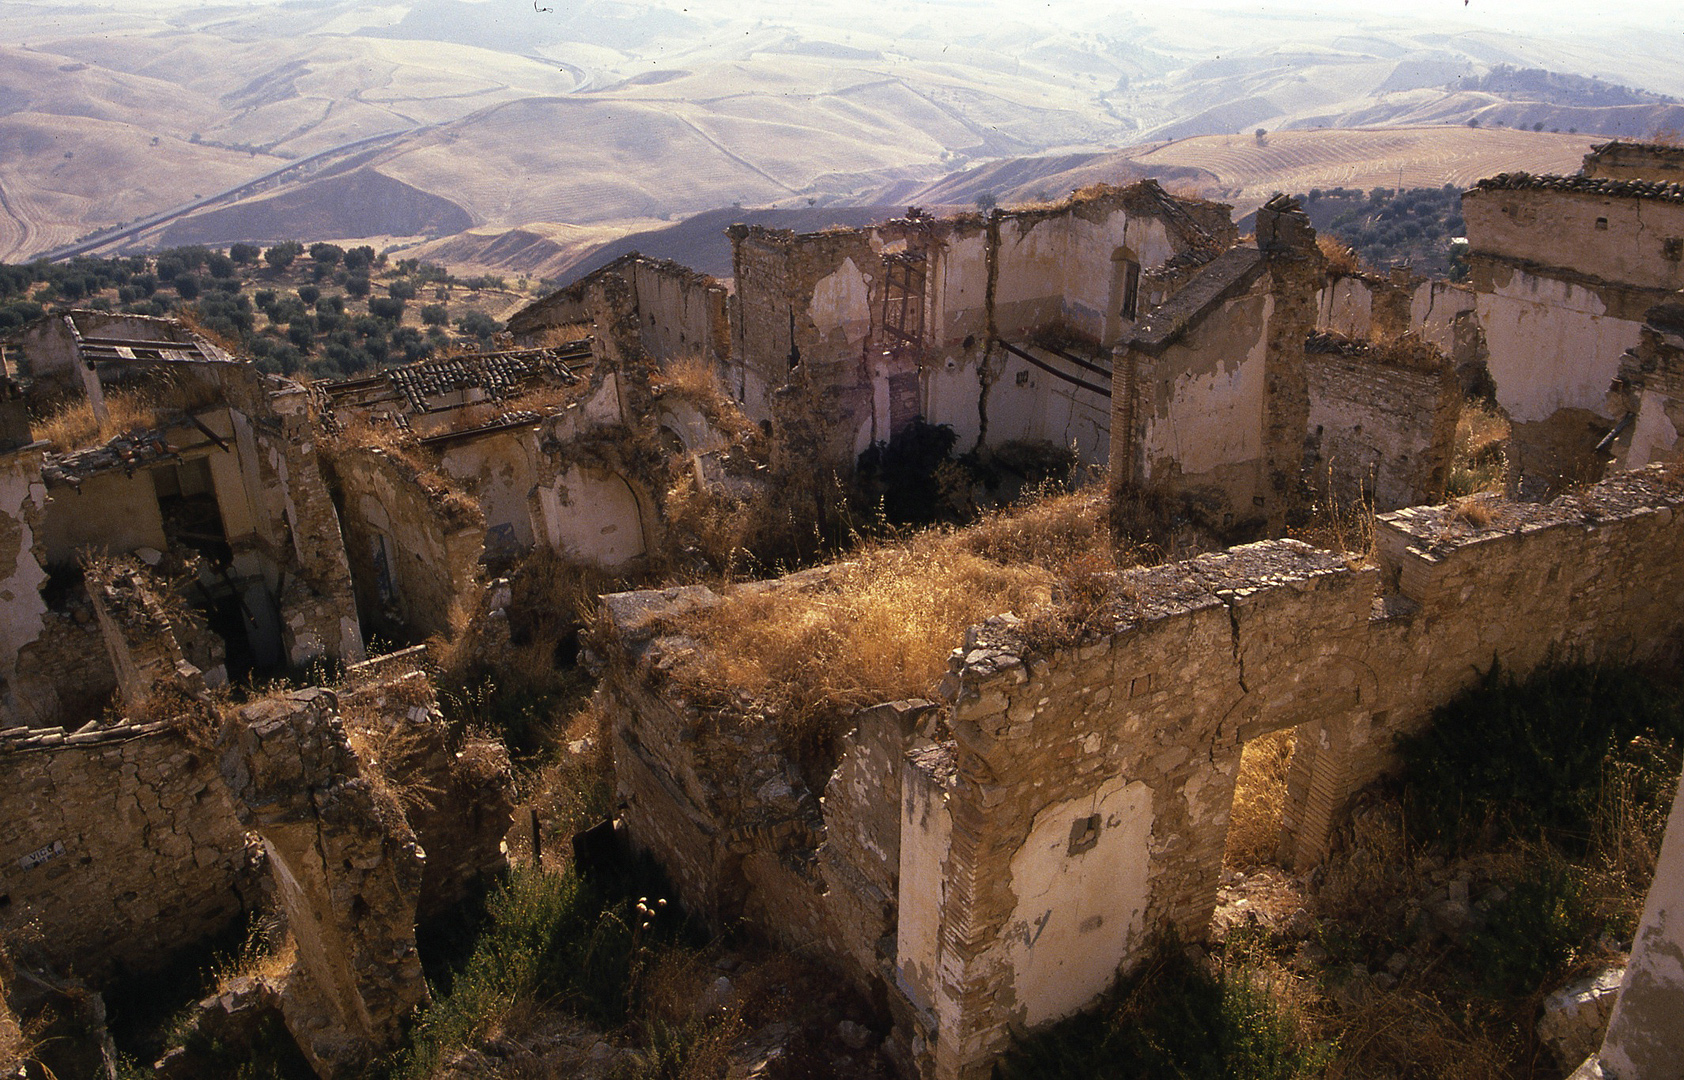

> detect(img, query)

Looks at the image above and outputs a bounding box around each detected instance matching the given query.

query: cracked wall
[911,464,1684,1079]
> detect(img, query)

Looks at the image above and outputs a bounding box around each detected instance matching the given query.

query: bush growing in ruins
[1398,662,1684,856]
[997,933,1332,1080]
[392,863,691,1079]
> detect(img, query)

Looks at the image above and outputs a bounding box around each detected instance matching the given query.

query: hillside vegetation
[1300,185,1466,278]
[0,243,540,380]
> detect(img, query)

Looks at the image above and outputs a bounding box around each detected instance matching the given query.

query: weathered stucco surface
[1003,775,1152,1028]
[1595,768,1684,1080]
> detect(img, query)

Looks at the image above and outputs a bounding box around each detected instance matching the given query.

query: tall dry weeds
[1225,729,1297,870]
[674,490,1137,737]
[1318,234,1361,275]
[33,372,223,452]
[1446,401,1509,498]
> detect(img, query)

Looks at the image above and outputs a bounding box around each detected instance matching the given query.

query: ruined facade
[510,185,1474,541]
[1461,170,1684,493]
[595,463,1684,1080]
[0,313,362,729]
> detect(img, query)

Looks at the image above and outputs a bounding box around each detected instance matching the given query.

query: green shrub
[393,863,690,1079]
[1399,662,1684,854]
[997,938,1332,1080]
[1467,860,1596,997]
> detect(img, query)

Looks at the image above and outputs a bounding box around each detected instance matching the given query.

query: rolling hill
[1,0,1679,270]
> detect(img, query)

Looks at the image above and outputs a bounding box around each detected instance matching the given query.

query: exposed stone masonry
[0,719,256,979]
[217,689,429,1079]
[597,463,1684,1080]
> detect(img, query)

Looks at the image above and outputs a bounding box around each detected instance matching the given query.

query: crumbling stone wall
[1112,197,1324,532]
[1582,140,1684,184]
[218,689,429,1079]
[598,464,1684,1080]
[1304,334,1461,511]
[336,650,514,918]
[907,464,1684,1078]
[84,558,209,714]
[0,443,49,722]
[594,581,928,998]
[1609,292,1684,472]
[328,445,484,642]
[0,721,254,980]
[10,607,115,728]
[510,254,729,372]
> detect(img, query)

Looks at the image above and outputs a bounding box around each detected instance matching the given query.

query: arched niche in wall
[539,465,649,569]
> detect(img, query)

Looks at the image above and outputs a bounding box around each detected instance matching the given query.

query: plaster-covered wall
[39,471,168,565]
[1475,266,1643,424]
[0,448,48,687]
[1136,290,1273,514]
[332,447,483,641]
[630,259,730,364]
[1464,188,1684,292]
[537,465,647,568]
[1597,767,1684,1079]
[1003,776,1152,1028]
[440,430,540,557]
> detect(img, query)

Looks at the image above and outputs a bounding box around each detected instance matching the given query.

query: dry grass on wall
[1318,234,1361,275]
[674,490,1136,733]
[650,354,757,441]
[1224,728,1297,870]
[1446,402,1509,498]
[324,413,481,526]
[33,373,224,452]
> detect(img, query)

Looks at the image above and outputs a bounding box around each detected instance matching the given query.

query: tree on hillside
[228,243,260,266]
[265,241,304,271]
[310,243,344,268]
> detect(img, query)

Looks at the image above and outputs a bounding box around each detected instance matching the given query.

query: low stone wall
[597,464,1684,1080]
[0,721,254,979]
[915,465,1684,1078]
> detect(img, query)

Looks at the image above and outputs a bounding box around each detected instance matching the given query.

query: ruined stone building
[595,461,1684,1080]
[0,312,515,1074]
[1459,142,1684,493]
[0,310,362,730]
[506,184,1474,542]
[543,175,1684,1079]
[1,145,1682,1079]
